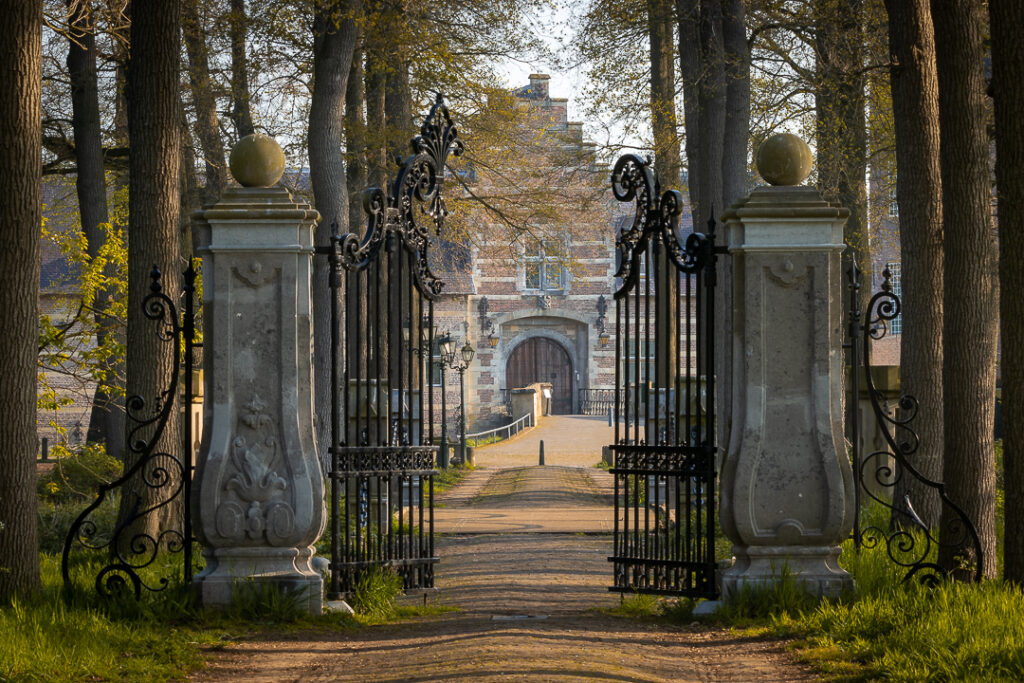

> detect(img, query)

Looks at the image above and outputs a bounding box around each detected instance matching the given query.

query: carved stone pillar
[192,135,325,613]
[718,134,855,599]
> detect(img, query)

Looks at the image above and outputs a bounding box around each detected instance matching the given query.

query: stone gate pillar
[718,134,855,599]
[191,135,325,613]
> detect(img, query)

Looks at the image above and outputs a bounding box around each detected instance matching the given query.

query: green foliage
[603,592,661,618]
[38,211,128,442]
[226,579,309,624]
[433,463,473,497]
[0,555,223,683]
[37,496,119,556]
[37,442,122,504]
[715,565,820,622]
[349,567,404,619]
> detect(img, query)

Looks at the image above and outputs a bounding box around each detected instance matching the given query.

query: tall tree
[67,0,127,456]
[345,41,366,233]
[883,0,944,528]
[648,0,682,190]
[308,0,361,457]
[121,0,183,538]
[183,0,228,205]
[931,0,998,578]
[0,0,42,600]
[815,0,869,290]
[989,0,1024,583]
[679,0,725,227]
[230,0,256,139]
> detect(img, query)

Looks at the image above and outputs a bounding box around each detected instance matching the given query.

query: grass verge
[605,540,1024,681]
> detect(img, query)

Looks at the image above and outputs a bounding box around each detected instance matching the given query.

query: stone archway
[505,337,574,414]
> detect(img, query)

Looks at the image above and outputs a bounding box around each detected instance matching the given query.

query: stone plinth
[719,185,855,599]
[191,184,324,613]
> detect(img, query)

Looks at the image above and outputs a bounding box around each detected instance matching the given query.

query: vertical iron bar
[704,232,717,577]
[182,260,196,584]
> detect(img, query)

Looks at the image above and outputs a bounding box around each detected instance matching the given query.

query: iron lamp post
[452,341,475,464]
[437,332,456,468]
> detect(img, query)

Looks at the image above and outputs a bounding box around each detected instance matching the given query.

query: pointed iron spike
[706,208,716,235]
[149,265,162,293]
[881,266,893,292]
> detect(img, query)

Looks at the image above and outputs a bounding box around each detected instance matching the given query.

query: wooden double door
[506,337,573,414]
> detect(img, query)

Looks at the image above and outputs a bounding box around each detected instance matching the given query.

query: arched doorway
[506,337,573,414]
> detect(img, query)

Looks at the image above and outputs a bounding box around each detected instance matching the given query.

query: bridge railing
[466,412,534,446]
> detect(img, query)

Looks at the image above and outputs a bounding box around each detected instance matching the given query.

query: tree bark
[67,0,127,457]
[345,43,366,234]
[309,0,361,461]
[230,0,256,139]
[648,0,682,191]
[364,43,387,189]
[721,0,749,210]
[121,0,183,543]
[931,0,999,579]
[815,0,869,293]
[883,0,945,529]
[0,0,42,600]
[989,0,1024,583]
[183,0,227,205]
[678,0,725,228]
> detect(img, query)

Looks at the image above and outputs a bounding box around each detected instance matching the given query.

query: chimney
[528,73,550,100]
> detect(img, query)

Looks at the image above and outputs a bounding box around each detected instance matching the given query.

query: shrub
[37,442,122,504]
[349,566,403,618]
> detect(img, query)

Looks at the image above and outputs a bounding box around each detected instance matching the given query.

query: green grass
[433,463,473,497]
[0,555,226,682]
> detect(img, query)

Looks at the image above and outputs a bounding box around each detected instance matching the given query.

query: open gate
[318,95,463,599]
[608,155,719,598]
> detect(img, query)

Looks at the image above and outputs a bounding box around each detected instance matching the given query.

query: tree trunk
[345,43,366,233]
[365,46,387,189]
[183,0,227,205]
[815,0,869,292]
[230,0,256,139]
[0,0,42,600]
[989,0,1024,583]
[721,0,750,210]
[309,0,360,462]
[883,0,944,529]
[931,0,999,579]
[121,0,183,544]
[67,0,127,457]
[647,0,681,407]
[648,0,682,191]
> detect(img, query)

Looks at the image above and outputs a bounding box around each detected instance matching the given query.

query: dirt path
[193,466,816,682]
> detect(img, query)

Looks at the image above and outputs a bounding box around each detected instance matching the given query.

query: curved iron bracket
[610,154,711,299]
[336,94,465,300]
[849,262,983,584]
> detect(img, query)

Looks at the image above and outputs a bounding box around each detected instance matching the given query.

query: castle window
[886,261,903,335]
[523,239,565,292]
[888,186,898,219]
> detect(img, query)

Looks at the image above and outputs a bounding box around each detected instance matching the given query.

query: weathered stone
[191,180,324,614]
[719,184,855,600]
[755,133,814,186]
[229,133,286,188]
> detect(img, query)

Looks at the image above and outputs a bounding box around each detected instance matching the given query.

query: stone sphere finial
[229,133,286,187]
[756,133,814,186]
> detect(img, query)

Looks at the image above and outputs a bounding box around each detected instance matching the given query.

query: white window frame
[523,239,566,293]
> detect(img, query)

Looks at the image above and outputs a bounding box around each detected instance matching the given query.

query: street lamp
[452,341,475,464]
[437,332,456,468]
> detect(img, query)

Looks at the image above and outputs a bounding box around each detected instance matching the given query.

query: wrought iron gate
[319,95,463,599]
[608,155,719,598]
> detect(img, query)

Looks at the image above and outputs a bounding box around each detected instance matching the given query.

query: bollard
[439,442,450,469]
[539,439,545,466]
[608,406,612,426]
[41,437,49,461]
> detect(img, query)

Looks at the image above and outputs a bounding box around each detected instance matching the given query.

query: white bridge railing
[465,412,534,446]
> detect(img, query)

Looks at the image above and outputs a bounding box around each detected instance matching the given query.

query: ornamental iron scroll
[610,154,713,297]
[335,93,465,299]
[846,259,982,584]
[317,97,462,600]
[62,263,200,600]
[607,154,719,599]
